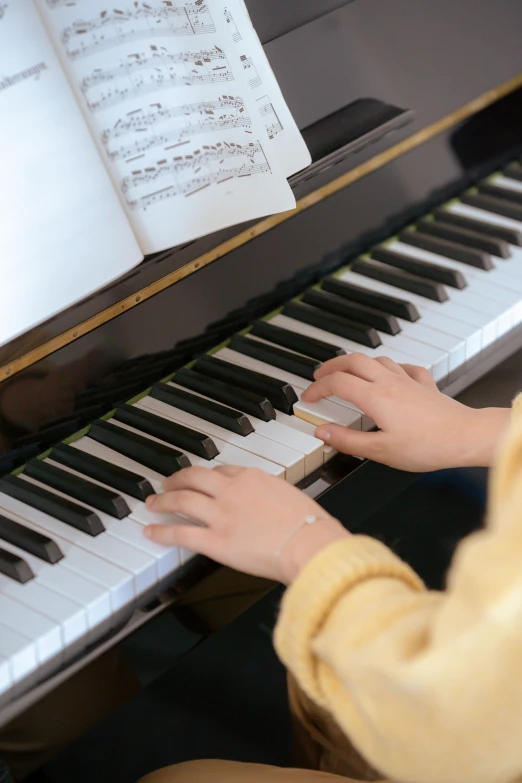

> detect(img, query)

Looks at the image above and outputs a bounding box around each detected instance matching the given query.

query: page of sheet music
[0,2,142,348]
[222,4,311,178]
[36,0,296,255]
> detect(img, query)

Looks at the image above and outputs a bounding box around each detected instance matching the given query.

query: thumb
[315,424,382,459]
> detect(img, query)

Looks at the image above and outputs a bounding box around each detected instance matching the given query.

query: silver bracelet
[273,514,322,582]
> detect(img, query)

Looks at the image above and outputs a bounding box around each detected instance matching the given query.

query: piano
[1,0,522,731]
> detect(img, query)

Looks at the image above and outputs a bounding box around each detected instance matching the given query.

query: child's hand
[301,354,509,472]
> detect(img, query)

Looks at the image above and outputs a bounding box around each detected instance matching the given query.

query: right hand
[301,354,510,472]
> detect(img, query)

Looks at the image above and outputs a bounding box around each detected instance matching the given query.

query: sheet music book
[0,0,311,347]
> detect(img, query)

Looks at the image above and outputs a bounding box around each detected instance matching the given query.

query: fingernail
[143,527,153,539]
[316,428,330,444]
[145,495,156,508]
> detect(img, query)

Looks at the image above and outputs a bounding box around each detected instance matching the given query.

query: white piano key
[0,655,10,696]
[0,571,88,646]
[20,472,179,581]
[111,417,285,480]
[0,592,62,665]
[17,475,158,597]
[0,623,36,683]
[342,271,498,347]
[390,240,522,317]
[447,201,522,232]
[71,438,165,494]
[214,347,363,430]
[0,493,135,612]
[394,318,466,371]
[491,174,522,194]
[162,381,325,472]
[44,458,178,532]
[136,395,306,484]
[269,312,432,372]
[273,411,337,460]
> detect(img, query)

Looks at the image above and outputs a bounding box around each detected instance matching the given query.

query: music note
[102,96,251,161]
[223,7,241,43]
[239,54,261,89]
[61,2,215,60]
[121,140,271,209]
[257,96,283,139]
[82,45,234,112]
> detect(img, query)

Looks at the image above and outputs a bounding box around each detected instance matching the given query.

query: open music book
[0,0,310,347]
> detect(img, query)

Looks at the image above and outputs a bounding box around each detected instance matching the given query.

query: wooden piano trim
[2,71,522,385]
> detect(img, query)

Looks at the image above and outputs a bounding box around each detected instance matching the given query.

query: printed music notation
[102,96,251,161]
[223,7,241,43]
[62,2,215,60]
[82,45,233,111]
[121,140,271,209]
[239,54,261,89]
[257,95,283,139]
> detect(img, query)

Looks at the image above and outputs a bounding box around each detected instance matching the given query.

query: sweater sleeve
[274,401,522,783]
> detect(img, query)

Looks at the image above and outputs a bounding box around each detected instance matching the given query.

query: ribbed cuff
[274,535,424,702]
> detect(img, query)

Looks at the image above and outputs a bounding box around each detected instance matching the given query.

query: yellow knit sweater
[274,397,522,783]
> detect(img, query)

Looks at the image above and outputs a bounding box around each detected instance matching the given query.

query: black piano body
[0,0,522,729]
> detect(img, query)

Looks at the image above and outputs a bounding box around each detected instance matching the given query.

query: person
[136,353,521,783]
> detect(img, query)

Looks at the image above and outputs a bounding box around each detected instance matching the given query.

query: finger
[314,424,384,460]
[162,465,229,496]
[146,489,216,525]
[144,519,215,553]
[399,364,437,388]
[374,356,408,376]
[301,372,370,409]
[314,353,387,382]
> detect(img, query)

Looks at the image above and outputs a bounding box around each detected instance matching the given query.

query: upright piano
[1,0,522,730]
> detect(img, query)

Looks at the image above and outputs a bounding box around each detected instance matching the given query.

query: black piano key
[250,320,345,362]
[372,244,467,289]
[0,514,63,564]
[478,181,522,206]
[114,404,218,461]
[229,335,321,382]
[504,162,522,183]
[282,301,382,348]
[351,258,448,302]
[0,475,105,537]
[174,368,276,422]
[433,207,522,247]
[52,444,154,502]
[303,288,401,335]
[322,276,420,322]
[417,217,510,258]
[460,192,522,223]
[195,355,298,415]
[89,420,191,477]
[24,460,130,520]
[151,383,253,437]
[0,547,34,584]
[398,229,493,271]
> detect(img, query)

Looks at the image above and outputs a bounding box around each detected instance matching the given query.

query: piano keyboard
[1,160,522,706]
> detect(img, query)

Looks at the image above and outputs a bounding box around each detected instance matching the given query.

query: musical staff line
[224,7,241,43]
[62,2,215,60]
[121,140,271,208]
[82,45,234,111]
[258,95,283,139]
[102,96,251,160]
[240,54,261,89]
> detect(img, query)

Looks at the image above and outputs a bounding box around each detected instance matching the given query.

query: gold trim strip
[2,72,522,382]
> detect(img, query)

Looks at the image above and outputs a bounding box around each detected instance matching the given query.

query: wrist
[279,517,349,585]
[461,407,511,468]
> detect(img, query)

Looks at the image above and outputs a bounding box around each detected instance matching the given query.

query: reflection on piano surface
[1,0,522,735]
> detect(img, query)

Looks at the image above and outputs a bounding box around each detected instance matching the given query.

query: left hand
[144,466,349,584]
